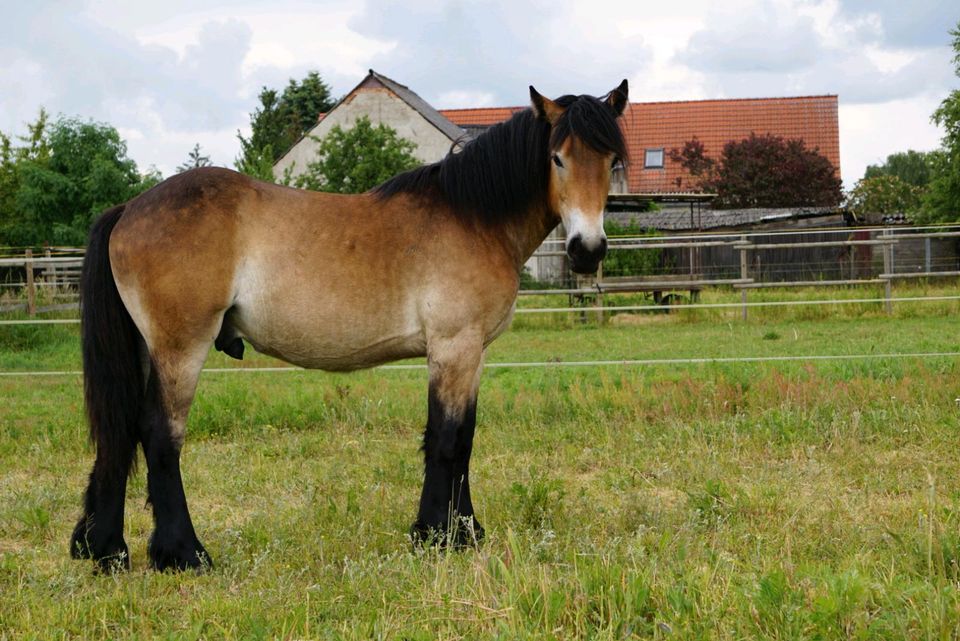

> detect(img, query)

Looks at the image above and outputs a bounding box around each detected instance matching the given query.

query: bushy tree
[177,143,212,173]
[292,117,420,194]
[864,150,936,187]
[920,22,960,222]
[670,133,841,208]
[668,138,716,190]
[0,114,158,246]
[601,218,663,277]
[847,175,923,217]
[235,71,335,180]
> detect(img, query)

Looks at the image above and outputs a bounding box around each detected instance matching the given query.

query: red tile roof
[441,95,840,194]
[440,106,523,126]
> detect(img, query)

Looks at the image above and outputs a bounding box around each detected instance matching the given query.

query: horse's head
[530,80,628,274]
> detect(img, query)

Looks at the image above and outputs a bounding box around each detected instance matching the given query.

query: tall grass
[2,299,960,638]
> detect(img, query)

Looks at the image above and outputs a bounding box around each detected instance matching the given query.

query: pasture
[2,299,960,639]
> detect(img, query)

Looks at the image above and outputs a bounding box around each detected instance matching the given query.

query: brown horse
[71,80,629,571]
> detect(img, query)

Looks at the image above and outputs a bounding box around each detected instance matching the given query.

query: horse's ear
[530,86,563,125]
[606,79,629,116]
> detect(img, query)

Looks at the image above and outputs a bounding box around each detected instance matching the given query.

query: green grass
[3,302,960,638]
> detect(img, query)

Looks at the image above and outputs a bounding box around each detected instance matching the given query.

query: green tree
[177,143,212,173]
[864,150,936,187]
[601,217,663,277]
[0,110,51,240]
[922,22,960,222]
[847,175,923,217]
[292,117,420,194]
[0,115,157,246]
[235,71,335,180]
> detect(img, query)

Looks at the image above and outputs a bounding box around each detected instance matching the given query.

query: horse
[71,80,629,571]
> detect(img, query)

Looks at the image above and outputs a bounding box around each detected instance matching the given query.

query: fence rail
[3,225,960,319]
[523,224,960,319]
[0,248,84,315]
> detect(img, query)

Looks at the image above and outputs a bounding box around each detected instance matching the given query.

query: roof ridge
[439,106,522,112]
[441,94,837,113]
[628,94,838,107]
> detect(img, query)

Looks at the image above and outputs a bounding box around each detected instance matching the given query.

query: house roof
[440,107,523,127]
[274,70,465,168]
[442,95,840,194]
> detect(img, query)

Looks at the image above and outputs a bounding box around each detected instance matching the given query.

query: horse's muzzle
[567,234,607,274]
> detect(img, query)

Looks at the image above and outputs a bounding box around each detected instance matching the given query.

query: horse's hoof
[410,516,484,550]
[70,518,131,573]
[148,531,214,572]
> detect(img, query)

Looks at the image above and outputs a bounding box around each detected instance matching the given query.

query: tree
[704,133,841,209]
[601,217,663,277]
[864,150,936,187]
[177,143,212,173]
[235,71,335,180]
[291,117,420,194]
[0,114,157,246]
[921,22,960,222]
[669,133,841,208]
[668,138,716,190]
[847,175,923,217]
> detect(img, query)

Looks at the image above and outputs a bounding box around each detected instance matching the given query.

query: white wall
[274,89,455,181]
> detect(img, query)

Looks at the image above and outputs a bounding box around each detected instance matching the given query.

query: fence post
[25,249,36,316]
[925,237,932,273]
[594,262,604,325]
[882,229,893,315]
[739,235,748,321]
[44,247,56,289]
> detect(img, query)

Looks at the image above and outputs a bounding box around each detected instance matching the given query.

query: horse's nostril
[567,235,583,255]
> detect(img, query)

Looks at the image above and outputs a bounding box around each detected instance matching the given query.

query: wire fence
[3,351,960,378]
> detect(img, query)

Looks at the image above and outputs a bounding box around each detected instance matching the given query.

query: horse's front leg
[412,331,485,548]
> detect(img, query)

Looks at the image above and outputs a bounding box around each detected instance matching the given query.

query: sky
[0,0,956,187]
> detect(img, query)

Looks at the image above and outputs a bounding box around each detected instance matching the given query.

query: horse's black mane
[373,93,628,224]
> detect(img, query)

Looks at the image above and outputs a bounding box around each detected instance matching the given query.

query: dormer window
[644,148,664,169]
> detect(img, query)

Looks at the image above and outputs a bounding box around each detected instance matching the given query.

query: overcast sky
[1,0,956,187]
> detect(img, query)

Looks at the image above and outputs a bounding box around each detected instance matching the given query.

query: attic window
[644,148,664,169]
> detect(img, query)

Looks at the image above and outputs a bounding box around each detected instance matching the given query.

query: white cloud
[840,96,945,188]
[0,0,954,186]
[435,91,498,109]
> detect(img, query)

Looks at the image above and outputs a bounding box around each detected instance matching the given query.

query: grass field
[2,301,960,639]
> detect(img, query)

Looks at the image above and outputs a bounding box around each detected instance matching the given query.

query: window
[644,148,664,169]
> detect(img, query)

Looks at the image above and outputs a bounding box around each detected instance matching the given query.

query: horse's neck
[498,204,560,272]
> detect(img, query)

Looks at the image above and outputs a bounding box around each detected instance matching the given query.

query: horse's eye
[611,157,622,169]
[552,154,564,169]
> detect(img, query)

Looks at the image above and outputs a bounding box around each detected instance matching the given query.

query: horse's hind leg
[139,340,213,571]
[412,331,485,547]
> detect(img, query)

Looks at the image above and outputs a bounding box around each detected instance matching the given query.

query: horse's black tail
[81,204,144,482]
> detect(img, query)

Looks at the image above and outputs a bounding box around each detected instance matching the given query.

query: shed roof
[609,206,844,231]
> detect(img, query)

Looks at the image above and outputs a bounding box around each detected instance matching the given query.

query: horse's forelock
[550,94,628,162]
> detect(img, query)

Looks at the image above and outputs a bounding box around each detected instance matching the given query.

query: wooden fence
[0,248,84,315]
[522,225,960,319]
[1,226,959,318]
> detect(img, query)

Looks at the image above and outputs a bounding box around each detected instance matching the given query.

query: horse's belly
[231,301,426,371]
